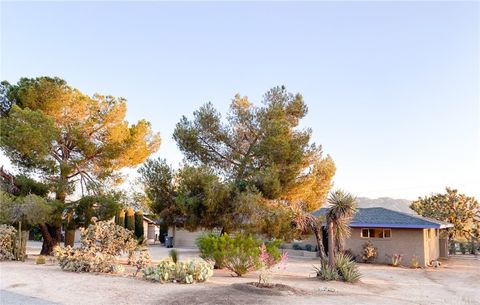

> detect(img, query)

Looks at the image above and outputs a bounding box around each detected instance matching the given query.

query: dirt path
[1,254,479,305]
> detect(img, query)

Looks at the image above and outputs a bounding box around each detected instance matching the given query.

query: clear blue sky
[1,1,479,200]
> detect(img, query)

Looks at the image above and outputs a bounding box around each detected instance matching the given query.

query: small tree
[410,188,479,241]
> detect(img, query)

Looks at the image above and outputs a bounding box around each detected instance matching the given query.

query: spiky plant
[326,190,357,268]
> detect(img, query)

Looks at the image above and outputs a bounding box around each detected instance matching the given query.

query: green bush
[125,208,135,232]
[449,242,456,255]
[304,244,314,252]
[134,211,144,239]
[264,239,282,261]
[459,243,466,254]
[196,233,227,268]
[196,233,282,276]
[292,243,302,250]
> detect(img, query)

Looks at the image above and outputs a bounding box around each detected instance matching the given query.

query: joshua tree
[326,190,357,268]
[291,204,326,260]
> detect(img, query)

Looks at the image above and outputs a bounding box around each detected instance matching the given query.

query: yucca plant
[314,258,339,281]
[326,190,357,268]
[335,252,360,283]
[169,249,179,263]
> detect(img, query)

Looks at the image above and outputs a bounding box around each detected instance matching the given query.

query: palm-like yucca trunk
[326,190,357,269]
[327,219,336,268]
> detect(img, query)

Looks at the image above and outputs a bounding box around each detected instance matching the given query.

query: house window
[361,228,392,239]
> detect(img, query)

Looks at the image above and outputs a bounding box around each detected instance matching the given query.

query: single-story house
[310,207,453,267]
[143,216,160,244]
[166,227,218,248]
[165,207,453,267]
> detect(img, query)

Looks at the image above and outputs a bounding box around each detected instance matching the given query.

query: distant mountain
[356,197,415,214]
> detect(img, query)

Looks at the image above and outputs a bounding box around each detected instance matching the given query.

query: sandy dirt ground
[0,242,479,305]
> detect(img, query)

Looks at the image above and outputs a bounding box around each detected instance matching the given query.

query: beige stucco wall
[168,227,211,248]
[424,228,440,264]
[345,228,428,266]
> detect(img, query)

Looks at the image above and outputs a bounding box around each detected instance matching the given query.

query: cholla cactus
[142,258,213,284]
[0,224,16,261]
[258,243,288,285]
[112,264,125,274]
[132,248,152,276]
[54,220,144,273]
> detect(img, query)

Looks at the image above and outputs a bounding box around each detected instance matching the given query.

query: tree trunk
[65,229,75,247]
[471,236,477,256]
[327,220,335,268]
[64,208,75,247]
[312,224,326,261]
[39,223,61,255]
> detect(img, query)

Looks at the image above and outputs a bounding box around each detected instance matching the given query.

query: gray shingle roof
[313,207,453,229]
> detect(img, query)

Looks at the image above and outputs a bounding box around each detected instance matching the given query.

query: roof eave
[350,223,440,229]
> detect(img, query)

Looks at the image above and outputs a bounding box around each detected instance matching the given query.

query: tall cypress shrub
[116,209,125,227]
[125,208,135,232]
[134,211,144,239]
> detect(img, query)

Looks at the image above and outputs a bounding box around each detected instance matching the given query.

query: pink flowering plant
[258,243,288,285]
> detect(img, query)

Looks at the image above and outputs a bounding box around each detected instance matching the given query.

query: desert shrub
[134,211,144,239]
[449,242,457,255]
[264,239,283,261]
[343,249,356,261]
[258,243,288,285]
[292,243,302,250]
[361,241,377,263]
[196,233,281,276]
[410,255,419,268]
[54,219,139,273]
[459,243,466,254]
[315,254,360,283]
[142,259,213,284]
[125,208,135,232]
[132,248,152,276]
[335,253,361,283]
[196,233,227,268]
[0,224,16,261]
[314,259,339,281]
[222,233,261,276]
[304,244,313,251]
[468,242,476,255]
[169,249,179,263]
[112,264,125,274]
[36,255,46,264]
[385,253,403,266]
